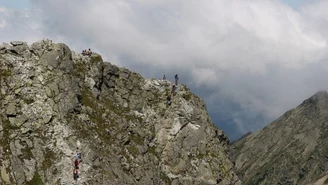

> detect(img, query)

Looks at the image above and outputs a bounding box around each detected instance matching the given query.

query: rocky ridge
[0,39,241,185]
[231,91,328,185]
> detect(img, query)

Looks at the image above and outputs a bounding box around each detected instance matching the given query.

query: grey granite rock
[0,39,240,185]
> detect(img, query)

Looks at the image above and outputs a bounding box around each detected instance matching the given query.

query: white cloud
[1,0,328,139]
[0,6,45,43]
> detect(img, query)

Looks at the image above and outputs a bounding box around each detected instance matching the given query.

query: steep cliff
[0,39,240,185]
[231,91,328,185]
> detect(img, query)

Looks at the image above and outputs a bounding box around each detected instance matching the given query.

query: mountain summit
[231,91,328,185]
[0,40,240,185]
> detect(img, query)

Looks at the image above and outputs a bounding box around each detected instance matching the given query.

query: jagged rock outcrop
[231,91,328,185]
[0,39,241,185]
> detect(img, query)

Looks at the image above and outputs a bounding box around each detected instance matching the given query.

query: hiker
[171,85,175,95]
[87,48,92,56]
[174,85,178,93]
[167,95,171,105]
[76,147,82,162]
[73,168,79,181]
[175,74,179,85]
[163,75,166,80]
[74,159,79,168]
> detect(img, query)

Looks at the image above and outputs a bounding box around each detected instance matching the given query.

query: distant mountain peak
[231,90,328,185]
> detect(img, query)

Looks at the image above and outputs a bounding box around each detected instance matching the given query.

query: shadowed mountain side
[231,91,328,185]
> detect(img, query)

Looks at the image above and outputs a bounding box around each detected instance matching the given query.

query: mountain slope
[0,40,241,185]
[231,91,328,185]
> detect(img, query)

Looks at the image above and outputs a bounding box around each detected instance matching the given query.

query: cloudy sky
[1,0,328,141]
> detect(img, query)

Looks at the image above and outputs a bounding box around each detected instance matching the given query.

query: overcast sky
[1,0,328,141]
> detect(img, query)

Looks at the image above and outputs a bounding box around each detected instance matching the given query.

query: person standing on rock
[87,48,92,56]
[171,84,176,95]
[76,147,82,162]
[167,95,171,105]
[163,75,166,80]
[74,159,79,169]
[73,167,79,181]
[175,74,179,85]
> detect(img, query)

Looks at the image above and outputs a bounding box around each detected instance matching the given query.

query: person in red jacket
[74,159,79,168]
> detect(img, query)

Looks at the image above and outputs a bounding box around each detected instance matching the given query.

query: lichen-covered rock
[0,39,240,185]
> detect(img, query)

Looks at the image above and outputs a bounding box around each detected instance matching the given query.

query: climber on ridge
[87,48,92,56]
[163,75,166,80]
[175,74,179,85]
[82,48,92,56]
[171,84,176,95]
[167,95,171,105]
[76,147,82,162]
[73,167,79,181]
[74,159,79,169]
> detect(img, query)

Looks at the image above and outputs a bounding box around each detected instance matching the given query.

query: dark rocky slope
[231,91,328,185]
[0,40,241,185]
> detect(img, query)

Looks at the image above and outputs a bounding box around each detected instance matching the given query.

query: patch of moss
[0,68,12,77]
[129,134,143,145]
[182,93,192,101]
[0,116,10,151]
[43,148,56,169]
[23,97,35,104]
[26,171,43,185]
[147,146,157,156]
[90,55,103,65]
[196,153,205,159]
[160,172,172,185]
[324,177,328,184]
[253,174,266,185]
[73,62,87,78]
[128,145,139,155]
[4,118,20,130]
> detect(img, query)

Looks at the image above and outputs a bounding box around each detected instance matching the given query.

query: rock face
[231,91,328,185]
[0,39,240,185]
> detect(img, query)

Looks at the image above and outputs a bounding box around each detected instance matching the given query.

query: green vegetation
[196,153,205,159]
[90,55,103,65]
[72,62,87,78]
[253,173,266,185]
[128,145,139,155]
[23,98,34,104]
[0,116,11,152]
[0,68,12,77]
[26,171,43,185]
[324,177,328,184]
[43,148,56,170]
[182,93,192,101]
[4,118,20,130]
[129,134,143,145]
[160,172,172,185]
[147,146,157,156]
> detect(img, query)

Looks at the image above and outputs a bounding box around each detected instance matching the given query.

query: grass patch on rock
[182,93,192,101]
[0,68,12,77]
[26,171,43,185]
[43,148,56,170]
[160,172,172,185]
[324,177,328,184]
[129,134,143,145]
